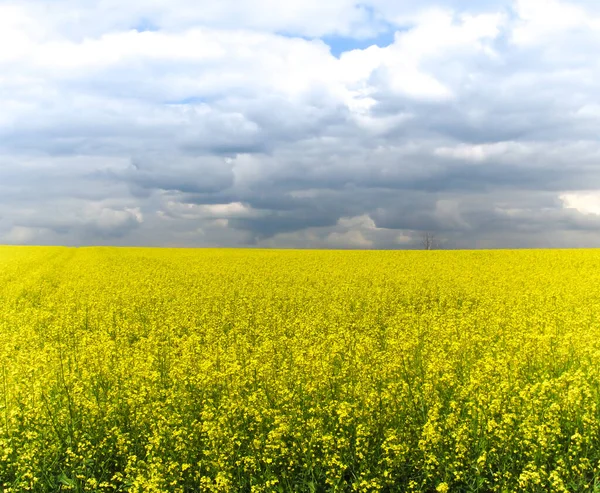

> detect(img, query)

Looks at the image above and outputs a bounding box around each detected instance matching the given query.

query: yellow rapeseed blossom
[1,246,600,491]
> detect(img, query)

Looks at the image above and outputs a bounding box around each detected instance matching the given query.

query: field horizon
[5,245,600,252]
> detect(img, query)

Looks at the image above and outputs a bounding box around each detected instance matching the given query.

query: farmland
[2,247,600,492]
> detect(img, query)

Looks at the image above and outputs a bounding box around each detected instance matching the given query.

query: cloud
[560,192,600,216]
[2,0,600,248]
[511,0,600,46]
[3,226,45,245]
[257,213,417,249]
[17,203,144,239]
[9,0,376,40]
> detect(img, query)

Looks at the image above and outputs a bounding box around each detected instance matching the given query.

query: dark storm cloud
[125,155,235,195]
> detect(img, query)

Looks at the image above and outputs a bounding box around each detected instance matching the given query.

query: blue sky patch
[322,30,397,58]
[134,18,159,33]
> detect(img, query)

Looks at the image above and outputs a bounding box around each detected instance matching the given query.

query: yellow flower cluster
[1,246,600,491]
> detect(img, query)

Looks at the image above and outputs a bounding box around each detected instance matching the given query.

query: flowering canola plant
[1,246,600,492]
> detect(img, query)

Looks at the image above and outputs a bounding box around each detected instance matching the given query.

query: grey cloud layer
[2,0,600,248]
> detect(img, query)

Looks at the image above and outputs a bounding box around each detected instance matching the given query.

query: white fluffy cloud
[2,0,600,248]
[560,192,600,216]
[511,0,600,46]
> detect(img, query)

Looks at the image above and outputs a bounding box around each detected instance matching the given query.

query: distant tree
[421,231,440,250]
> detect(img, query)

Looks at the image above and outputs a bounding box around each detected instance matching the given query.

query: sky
[2,0,600,249]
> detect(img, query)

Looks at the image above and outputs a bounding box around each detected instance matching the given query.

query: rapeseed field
[1,246,600,492]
